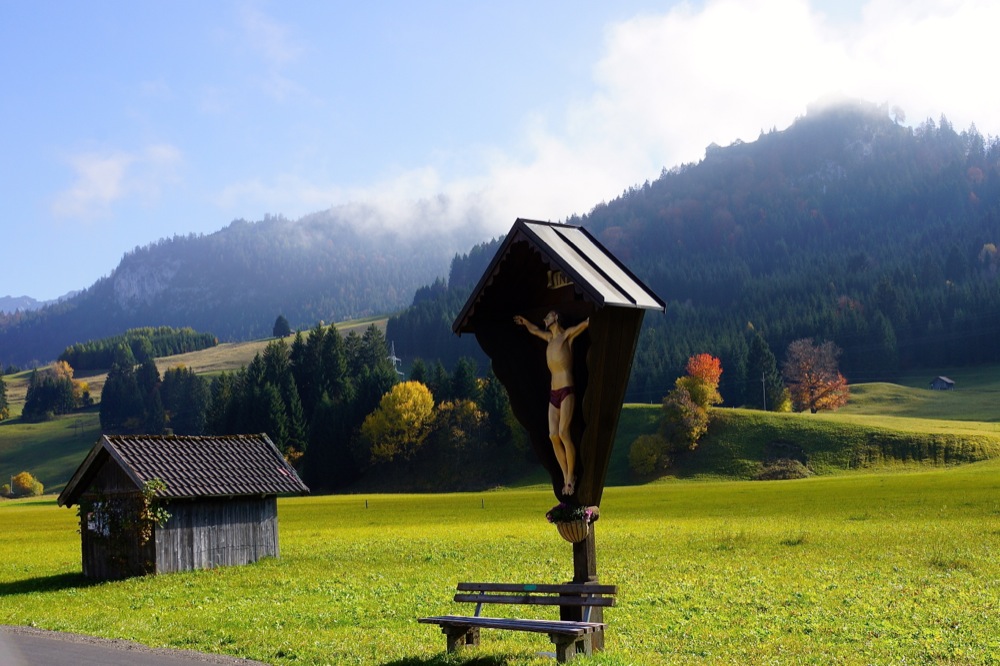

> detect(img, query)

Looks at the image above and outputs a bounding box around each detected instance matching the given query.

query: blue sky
[4,0,999,301]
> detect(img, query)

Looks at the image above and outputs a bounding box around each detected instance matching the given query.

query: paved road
[0,626,270,666]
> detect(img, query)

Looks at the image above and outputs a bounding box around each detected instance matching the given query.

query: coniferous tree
[427,361,450,401]
[134,360,164,432]
[480,372,513,446]
[409,358,428,386]
[260,383,289,451]
[144,388,167,434]
[22,365,77,422]
[273,314,292,338]
[0,373,8,421]
[281,372,308,453]
[205,372,236,435]
[100,361,143,433]
[746,329,786,411]
[320,325,349,402]
[161,366,208,435]
[450,357,480,402]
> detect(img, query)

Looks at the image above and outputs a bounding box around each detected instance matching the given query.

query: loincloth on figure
[549,386,574,408]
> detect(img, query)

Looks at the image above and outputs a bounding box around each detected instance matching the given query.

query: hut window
[86,502,111,536]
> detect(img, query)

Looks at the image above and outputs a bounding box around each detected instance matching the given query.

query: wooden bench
[419,582,617,663]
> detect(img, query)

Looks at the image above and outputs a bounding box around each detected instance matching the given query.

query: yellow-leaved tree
[360,381,435,463]
[12,471,44,497]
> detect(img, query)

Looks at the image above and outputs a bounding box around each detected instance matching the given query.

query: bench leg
[443,626,479,653]
[550,634,592,663]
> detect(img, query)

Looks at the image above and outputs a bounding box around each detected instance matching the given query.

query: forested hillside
[0,211,480,367]
[390,100,1000,403]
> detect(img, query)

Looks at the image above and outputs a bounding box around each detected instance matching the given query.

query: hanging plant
[545,503,599,543]
[136,478,172,546]
[76,478,171,576]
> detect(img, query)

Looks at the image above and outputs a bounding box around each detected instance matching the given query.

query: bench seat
[419,582,616,663]
[419,614,606,636]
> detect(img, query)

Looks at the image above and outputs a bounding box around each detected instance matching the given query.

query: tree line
[59,326,218,371]
[97,323,528,492]
[21,361,93,422]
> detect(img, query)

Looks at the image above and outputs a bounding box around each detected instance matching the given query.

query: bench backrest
[454,582,617,616]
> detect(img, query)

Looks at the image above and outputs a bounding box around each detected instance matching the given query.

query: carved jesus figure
[514,310,589,495]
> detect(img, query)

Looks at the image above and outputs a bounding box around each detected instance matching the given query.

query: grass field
[1,461,998,665]
[2,358,999,663]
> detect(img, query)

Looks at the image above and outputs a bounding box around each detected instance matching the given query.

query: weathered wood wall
[154,496,279,573]
[80,511,155,580]
[79,455,152,580]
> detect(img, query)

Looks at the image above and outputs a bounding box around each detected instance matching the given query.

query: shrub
[11,471,44,497]
[0,484,10,498]
[754,458,813,481]
[629,434,668,475]
[661,385,710,451]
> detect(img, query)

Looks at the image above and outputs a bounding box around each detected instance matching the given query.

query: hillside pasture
[0,411,100,494]
[843,377,1000,423]
[152,317,387,378]
[607,404,1000,485]
[1,463,999,665]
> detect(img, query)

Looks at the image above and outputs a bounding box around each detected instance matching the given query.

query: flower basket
[555,519,590,543]
[546,503,599,543]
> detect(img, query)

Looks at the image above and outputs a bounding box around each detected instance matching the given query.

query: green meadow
[2,462,999,665]
[2,356,999,663]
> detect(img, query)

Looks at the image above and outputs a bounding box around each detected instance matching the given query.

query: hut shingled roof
[58,433,309,507]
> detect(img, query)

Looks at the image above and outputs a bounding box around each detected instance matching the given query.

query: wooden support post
[551,633,592,663]
[443,626,479,652]
[573,526,598,583]
[560,525,605,652]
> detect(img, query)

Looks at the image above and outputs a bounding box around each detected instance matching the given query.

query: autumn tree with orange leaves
[782,338,849,413]
[628,353,725,476]
[680,353,724,409]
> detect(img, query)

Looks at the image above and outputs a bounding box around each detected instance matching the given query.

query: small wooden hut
[930,376,955,390]
[58,433,308,580]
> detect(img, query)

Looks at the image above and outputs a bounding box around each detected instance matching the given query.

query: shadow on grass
[0,572,99,596]
[383,656,510,666]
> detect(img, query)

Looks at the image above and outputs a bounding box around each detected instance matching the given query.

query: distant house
[58,433,308,580]
[929,376,955,391]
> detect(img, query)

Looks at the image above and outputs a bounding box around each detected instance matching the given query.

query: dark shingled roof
[58,434,309,507]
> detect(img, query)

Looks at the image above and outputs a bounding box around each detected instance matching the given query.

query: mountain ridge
[389,99,1000,402]
[0,210,484,367]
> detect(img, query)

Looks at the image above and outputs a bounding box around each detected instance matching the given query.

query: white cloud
[470,0,1000,228]
[238,5,305,101]
[240,5,303,66]
[217,0,1000,239]
[51,144,183,219]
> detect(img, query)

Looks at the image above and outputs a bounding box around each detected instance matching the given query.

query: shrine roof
[453,218,664,334]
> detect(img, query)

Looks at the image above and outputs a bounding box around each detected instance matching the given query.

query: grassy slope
[604,364,1000,486]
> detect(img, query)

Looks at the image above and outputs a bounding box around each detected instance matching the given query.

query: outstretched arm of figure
[565,317,590,341]
[513,315,551,340]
